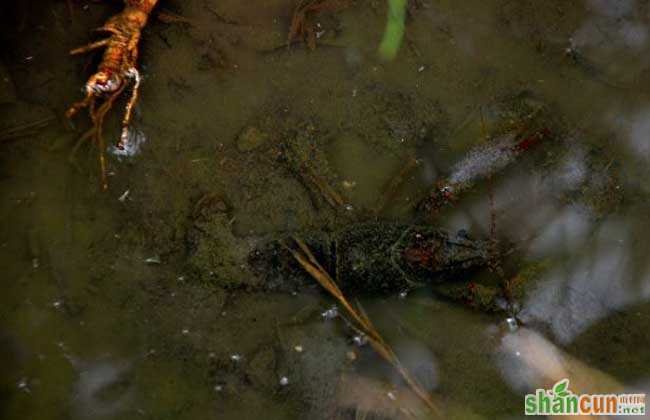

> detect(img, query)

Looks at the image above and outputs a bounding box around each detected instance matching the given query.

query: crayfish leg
[119,69,141,150]
[95,22,121,36]
[65,91,94,119]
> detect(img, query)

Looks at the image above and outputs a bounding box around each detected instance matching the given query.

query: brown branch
[284,237,442,416]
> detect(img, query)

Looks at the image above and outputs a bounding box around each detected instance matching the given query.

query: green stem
[378,0,407,61]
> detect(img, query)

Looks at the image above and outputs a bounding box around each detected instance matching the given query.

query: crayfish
[242,92,557,314]
[66,0,159,189]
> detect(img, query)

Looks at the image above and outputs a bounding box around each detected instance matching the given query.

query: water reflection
[70,357,134,419]
[497,327,624,395]
[521,219,646,344]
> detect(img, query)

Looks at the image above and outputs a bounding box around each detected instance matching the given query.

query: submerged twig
[0,116,55,143]
[299,164,345,208]
[204,3,242,26]
[375,157,419,213]
[283,237,442,416]
[157,10,193,25]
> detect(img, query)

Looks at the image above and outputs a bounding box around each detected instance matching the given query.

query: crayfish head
[401,229,492,276]
[86,71,121,95]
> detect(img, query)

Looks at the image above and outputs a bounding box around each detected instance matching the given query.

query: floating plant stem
[378,0,407,61]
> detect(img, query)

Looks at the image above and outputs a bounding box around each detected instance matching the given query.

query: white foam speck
[109,128,146,158]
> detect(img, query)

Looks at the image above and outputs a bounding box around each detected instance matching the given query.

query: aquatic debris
[0,116,55,143]
[17,377,31,393]
[156,9,192,26]
[341,179,356,190]
[282,237,442,416]
[230,353,242,362]
[65,0,159,189]
[204,4,241,25]
[279,376,290,386]
[144,255,161,265]
[352,334,368,347]
[321,305,338,320]
[505,317,518,332]
[298,163,346,209]
[293,345,304,353]
[117,189,130,202]
[262,111,349,210]
[288,0,350,50]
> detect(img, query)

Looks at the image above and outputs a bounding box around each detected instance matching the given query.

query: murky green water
[2,1,650,419]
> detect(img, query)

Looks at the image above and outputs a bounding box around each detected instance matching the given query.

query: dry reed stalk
[284,236,442,417]
[299,164,345,208]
